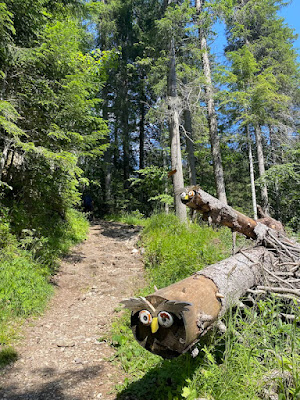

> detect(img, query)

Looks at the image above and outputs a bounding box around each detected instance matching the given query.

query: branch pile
[181,186,300,298]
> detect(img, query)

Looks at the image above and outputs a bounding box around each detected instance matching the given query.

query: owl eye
[188,190,195,198]
[158,311,174,328]
[180,192,187,199]
[139,310,153,326]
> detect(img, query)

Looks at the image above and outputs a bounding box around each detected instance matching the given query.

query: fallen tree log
[180,186,288,240]
[121,187,300,359]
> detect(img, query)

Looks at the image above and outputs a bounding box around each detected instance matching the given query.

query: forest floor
[0,221,145,400]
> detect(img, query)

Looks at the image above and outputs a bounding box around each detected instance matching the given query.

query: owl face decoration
[138,309,174,333]
[121,295,192,358]
[121,275,222,359]
[180,189,197,204]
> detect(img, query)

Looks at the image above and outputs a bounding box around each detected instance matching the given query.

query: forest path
[0,221,145,400]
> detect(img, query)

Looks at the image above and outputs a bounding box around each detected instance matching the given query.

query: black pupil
[161,314,169,323]
[143,315,148,321]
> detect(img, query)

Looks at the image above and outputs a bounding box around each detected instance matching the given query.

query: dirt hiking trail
[0,221,145,400]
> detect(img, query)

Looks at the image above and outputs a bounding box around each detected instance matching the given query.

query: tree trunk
[183,109,197,186]
[247,126,257,220]
[269,125,281,220]
[255,125,269,214]
[167,37,187,222]
[103,149,112,209]
[0,138,11,181]
[182,186,258,238]
[122,92,130,189]
[139,73,146,171]
[181,186,287,240]
[125,247,273,358]
[196,0,227,204]
[163,147,169,214]
[102,86,112,211]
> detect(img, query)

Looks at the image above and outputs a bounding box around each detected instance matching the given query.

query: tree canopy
[0,0,299,230]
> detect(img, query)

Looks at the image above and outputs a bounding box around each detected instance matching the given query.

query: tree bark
[269,125,281,220]
[0,138,11,181]
[183,109,197,186]
[167,37,187,222]
[122,77,130,189]
[247,126,257,220]
[255,125,269,214]
[143,247,272,357]
[139,73,146,170]
[182,186,258,239]
[196,0,227,204]
[102,85,112,211]
[163,146,170,214]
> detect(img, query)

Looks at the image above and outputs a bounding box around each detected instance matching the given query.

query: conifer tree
[219,0,299,218]
[195,0,227,204]
[0,0,108,229]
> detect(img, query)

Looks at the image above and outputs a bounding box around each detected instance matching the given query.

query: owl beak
[181,193,189,204]
[151,317,159,333]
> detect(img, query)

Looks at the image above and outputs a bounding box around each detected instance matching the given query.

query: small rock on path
[0,221,145,400]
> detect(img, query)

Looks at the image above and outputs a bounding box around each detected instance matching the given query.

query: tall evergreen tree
[218,0,299,218]
[195,0,227,204]
[0,0,108,231]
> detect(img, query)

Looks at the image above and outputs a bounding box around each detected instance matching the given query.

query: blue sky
[211,0,300,62]
[279,0,300,54]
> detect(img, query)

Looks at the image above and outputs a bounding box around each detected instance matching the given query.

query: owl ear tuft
[120,296,156,313]
[164,300,192,316]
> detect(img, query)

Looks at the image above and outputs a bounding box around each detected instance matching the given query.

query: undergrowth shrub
[9,206,89,269]
[0,208,89,352]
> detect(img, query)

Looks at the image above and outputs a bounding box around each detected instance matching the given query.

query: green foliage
[141,213,231,288]
[183,298,300,400]
[37,208,89,267]
[104,210,146,226]
[0,11,106,356]
[0,208,88,354]
[0,347,18,368]
[0,253,52,317]
[0,0,108,238]
[129,166,174,214]
[256,145,300,230]
[0,101,25,143]
[0,222,52,347]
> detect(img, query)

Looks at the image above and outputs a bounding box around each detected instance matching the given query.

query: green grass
[0,347,18,368]
[0,208,89,362]
[110,213,300,400]
[141,213,232,288]
[29,208,90,269]
[104,210,146,226]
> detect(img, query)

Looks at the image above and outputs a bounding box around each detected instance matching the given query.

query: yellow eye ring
[188,190,195,198]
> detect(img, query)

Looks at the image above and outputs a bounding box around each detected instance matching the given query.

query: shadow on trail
[116,353,201,400]
[0,364,102,400]
[63,252,87,264]
[95,221,142,242]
